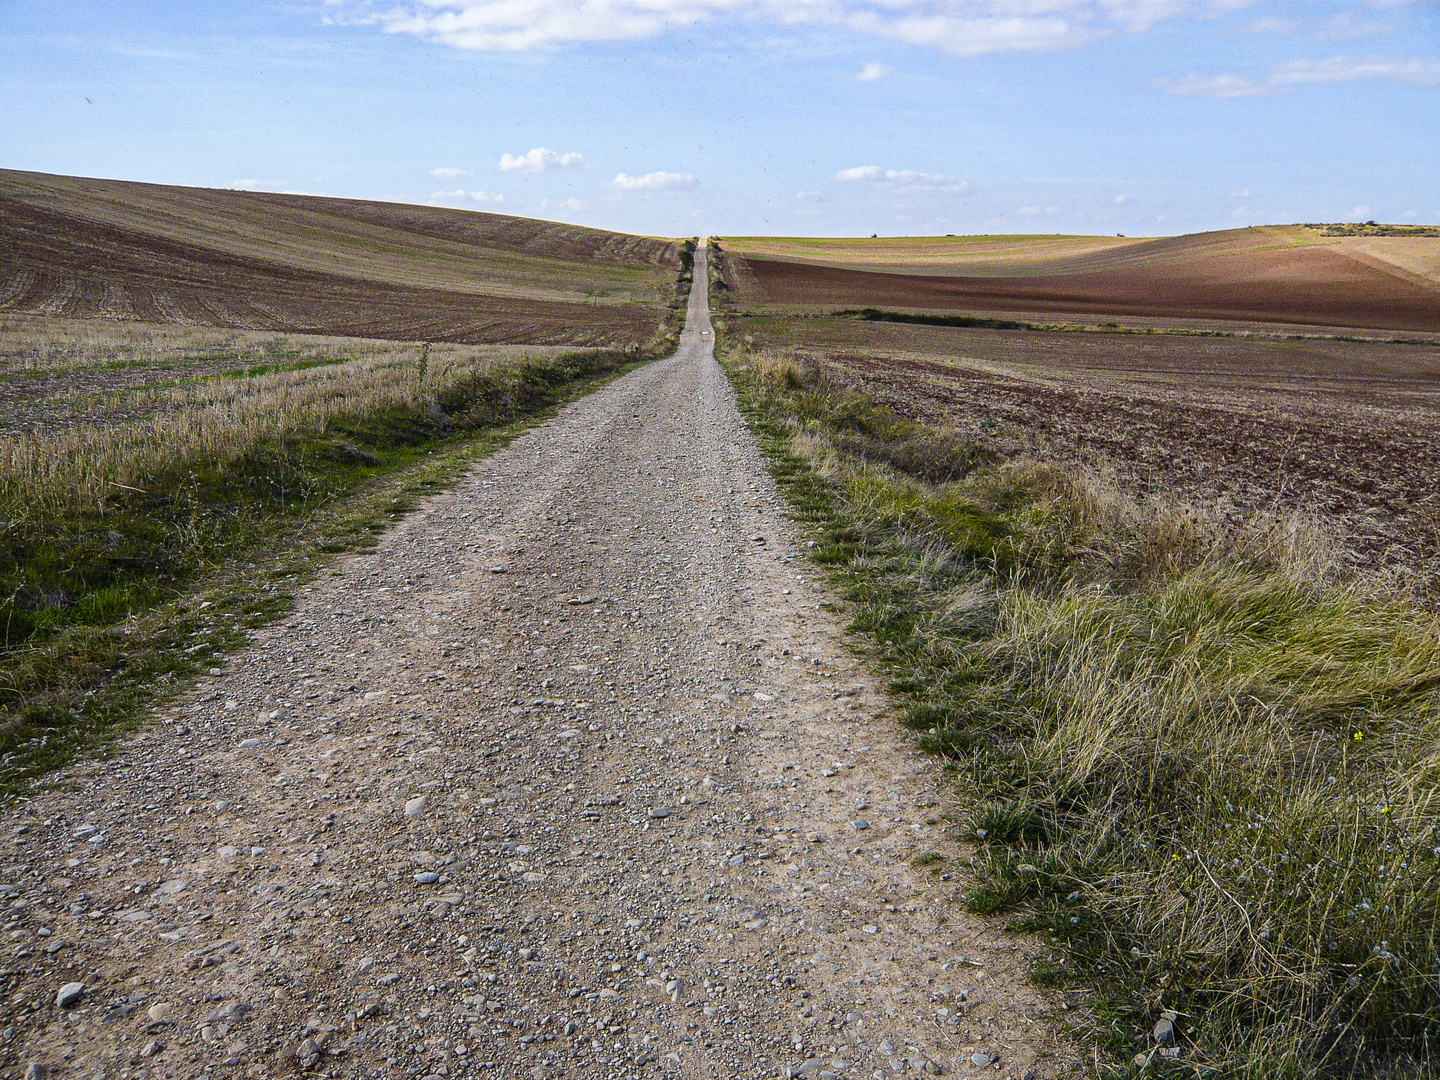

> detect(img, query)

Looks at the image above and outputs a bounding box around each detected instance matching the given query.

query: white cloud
[430,188,506,204]
[1154,72,1270,97]
[1229,187,1252,197]
[1271,55,1440,87]
[1247,16,1299,34]
[1350,204,1372,219]
[430,166,473,179]
[1157,54,1440,97]
[1017,204,1058,215]
[854,61,891,81]
[836,166,968,193]
[796,190,826,201]
[1314,12,1395,42]
[612,171,698,191]
[499,147,586,172]
[335,0,1218,58]
[1114,193,1131,204]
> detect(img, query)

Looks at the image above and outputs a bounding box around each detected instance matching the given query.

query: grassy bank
[719,335,1440,1077]
[0,324,676,791]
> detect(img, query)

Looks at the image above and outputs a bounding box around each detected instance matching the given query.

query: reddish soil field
[739,244,1440,334]
[735,315,1440,578]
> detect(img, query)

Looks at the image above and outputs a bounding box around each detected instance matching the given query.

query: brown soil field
[723,226,1440,333]
[729,314,1440,578]
[0,170,684,347]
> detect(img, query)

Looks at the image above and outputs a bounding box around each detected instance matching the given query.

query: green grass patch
[718,325,1440,1077]
[0,346,653,794]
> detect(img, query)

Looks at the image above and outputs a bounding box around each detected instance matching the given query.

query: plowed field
[0,170,683,347]
[730,314,1440,577]
[725,227,1440,334]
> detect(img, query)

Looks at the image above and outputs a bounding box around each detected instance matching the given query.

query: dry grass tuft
[724,336,1440,1076]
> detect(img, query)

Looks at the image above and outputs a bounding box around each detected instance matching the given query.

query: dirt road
[0,248,1064,1080]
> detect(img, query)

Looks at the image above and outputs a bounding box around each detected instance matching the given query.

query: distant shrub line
[826,307,1440,348]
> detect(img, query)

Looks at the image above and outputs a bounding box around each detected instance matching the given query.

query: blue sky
[0,0,1436,237]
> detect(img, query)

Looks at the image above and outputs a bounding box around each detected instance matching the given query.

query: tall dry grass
[726,342,1440,1076]
[1,331,589,512]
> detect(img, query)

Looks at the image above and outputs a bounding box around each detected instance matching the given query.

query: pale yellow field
[722,233,1146,276]
[724,227,1440,297]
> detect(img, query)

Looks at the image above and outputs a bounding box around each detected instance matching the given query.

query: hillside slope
[725,226,1440,332]
[0,170,684,346]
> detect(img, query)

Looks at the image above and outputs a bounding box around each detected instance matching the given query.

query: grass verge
[719,329,1440,1078]
[0,345,658,794]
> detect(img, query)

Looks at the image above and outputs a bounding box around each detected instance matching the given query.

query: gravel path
[0,248,1068,1080]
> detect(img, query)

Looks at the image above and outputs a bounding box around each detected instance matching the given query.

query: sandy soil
[0,250,1070,1080]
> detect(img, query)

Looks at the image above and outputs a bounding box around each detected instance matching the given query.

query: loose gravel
[0,248,1070,1080]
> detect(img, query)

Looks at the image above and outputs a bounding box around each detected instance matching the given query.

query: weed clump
[723,334,1440,1076]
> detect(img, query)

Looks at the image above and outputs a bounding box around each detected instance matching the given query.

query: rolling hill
[722,226,1440,333]
[0,169,685,347]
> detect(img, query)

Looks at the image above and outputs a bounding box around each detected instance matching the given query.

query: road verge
[715,315,1440,1077]
[0,345,663,795]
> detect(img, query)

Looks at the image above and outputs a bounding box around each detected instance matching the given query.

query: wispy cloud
[1314,12,1395,43]
[499,147,586,172]
[429,166,472,179]
[836,165,970,193]
[1157,55,1440,97]
[854,61,891,81]
[333,0,1221,58]
[613,171,698,191]
[430,188,505,204]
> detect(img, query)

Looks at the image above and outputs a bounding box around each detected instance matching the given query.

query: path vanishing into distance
[0,248,1070,1080]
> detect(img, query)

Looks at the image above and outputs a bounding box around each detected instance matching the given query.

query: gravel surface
[0,248,1069,1080]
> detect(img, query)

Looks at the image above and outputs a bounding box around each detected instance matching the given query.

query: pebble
[147,1002,173,1022]
[55,982,85,1009]
[404,795,428,817]
[413,872,440,884]
[850,819,870,831]
[971,1051,994,1066]
[208,1001,251,1023]
[1153,1012,1177,1046]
